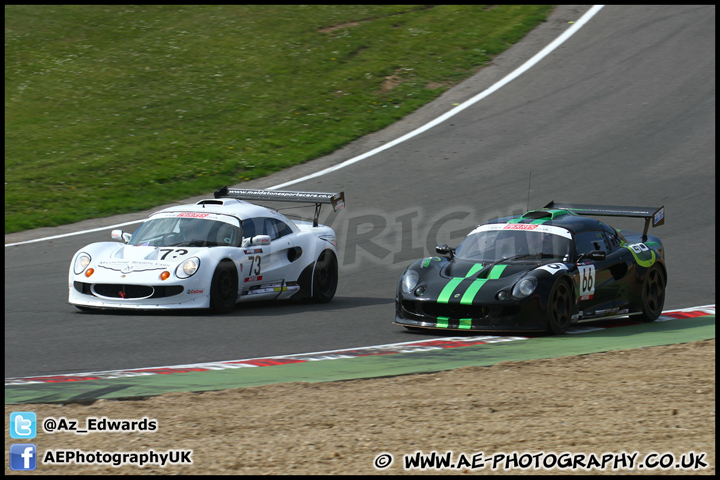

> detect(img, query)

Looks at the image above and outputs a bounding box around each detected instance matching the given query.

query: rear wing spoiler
[544,201,664,241]
[214,186,345,227]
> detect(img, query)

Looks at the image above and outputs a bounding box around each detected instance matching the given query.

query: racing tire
[546,279,572,334]
[312,250,338,303]
[637,265,665,322]
[209,261,238,314]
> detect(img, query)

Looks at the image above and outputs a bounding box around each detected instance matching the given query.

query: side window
[261,218,293,241]
[574,231,610,255]
[263,218,279,240]
[601,223,622,250]
[273,219,293,239]
[242,218,259,239]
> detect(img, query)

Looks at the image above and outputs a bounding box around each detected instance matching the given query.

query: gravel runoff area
[5,339,715,475]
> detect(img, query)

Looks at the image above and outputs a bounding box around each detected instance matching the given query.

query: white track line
[4,220,144,247]
[5,6,604,248]
[269,5,605,190]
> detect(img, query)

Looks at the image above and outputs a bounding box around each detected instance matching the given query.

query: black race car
[395,202,666,334]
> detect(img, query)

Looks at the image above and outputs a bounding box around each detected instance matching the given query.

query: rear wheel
[638,265,665,322]
[312,250,338,303]
[547,279,572,334]
[210,262,238,314]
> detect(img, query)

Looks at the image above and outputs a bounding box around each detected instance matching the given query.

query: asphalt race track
[4,5,715,379]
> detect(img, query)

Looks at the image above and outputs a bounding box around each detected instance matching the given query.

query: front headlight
[73,253,91,275]
[176,257,200,279]
[512,277,537,298]
[402,270,420,294]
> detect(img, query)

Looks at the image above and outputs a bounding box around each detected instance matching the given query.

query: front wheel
[210,262,238,314]
[312,250,338,303]
[637,265,665,322]
[547,279,572,334]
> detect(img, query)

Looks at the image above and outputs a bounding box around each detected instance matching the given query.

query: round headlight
[73,253,91,275]
[402,270,420,294]
[512,277,537,298]
[176,257,200,279]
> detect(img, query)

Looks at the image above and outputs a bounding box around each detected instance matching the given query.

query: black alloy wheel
[312,250,338,303]
[638,265,665,322]
[210,262,238,313]
[547,280,572,334]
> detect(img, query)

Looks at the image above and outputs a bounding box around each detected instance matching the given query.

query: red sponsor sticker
[503,223,539,230]
[177,212,210,218]
[187,289,204,294]
[244,276,263,283]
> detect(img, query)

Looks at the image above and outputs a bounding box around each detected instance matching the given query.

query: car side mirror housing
[111,229,132,244]
[251,235,272,246]
[435,244,454,259]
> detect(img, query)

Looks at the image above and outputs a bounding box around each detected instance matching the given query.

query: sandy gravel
[5,339,714,475]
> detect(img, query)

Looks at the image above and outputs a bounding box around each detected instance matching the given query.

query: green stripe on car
[437,263,486,304]
[459,265,507,305]
[488,264,507,279]
[437,277,465,304]
[437,317,450,328]
[465,263,484,277]
[460,279,487,305]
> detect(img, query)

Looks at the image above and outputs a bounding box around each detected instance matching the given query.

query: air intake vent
[195,199,243,206]
[521,209,569,220]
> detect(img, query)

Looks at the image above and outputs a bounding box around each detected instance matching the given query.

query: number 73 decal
[247,255,262,276]
[159,248,188,260]
[577,264,595,300]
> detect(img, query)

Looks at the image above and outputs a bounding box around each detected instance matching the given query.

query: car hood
[441,259,532,279]
[82,243,207,272]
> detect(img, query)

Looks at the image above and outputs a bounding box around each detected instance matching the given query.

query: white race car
[68,187,345,313]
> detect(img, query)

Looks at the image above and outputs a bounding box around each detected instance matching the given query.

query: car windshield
[456,228,571,263]
[129,216,242,247]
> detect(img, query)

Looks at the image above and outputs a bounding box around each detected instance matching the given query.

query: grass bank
[5,5,553,233]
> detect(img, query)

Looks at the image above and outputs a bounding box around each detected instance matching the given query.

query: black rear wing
[214,186,345,227]
[544,201,664,241]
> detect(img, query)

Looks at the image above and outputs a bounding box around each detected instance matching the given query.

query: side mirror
[251,235,272,246]
[111,230,132,244]
[578,250,606,262]
[435,244,454,259]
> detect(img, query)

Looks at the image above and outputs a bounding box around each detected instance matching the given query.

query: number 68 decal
[578,264,595,298]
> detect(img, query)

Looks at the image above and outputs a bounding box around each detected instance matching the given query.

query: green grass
[5,5,553,233]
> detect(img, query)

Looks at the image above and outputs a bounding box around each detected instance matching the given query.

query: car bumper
[68,279,211,310]
[395,295,548,332]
